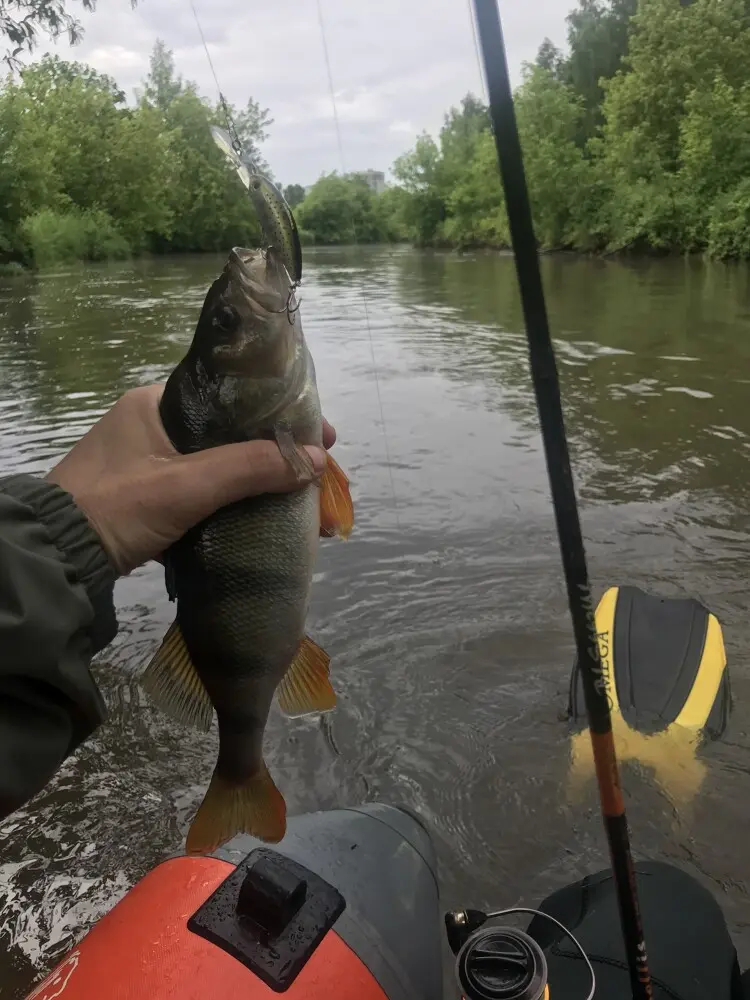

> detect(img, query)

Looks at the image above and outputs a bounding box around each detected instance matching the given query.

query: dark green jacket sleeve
[0,474,117,820]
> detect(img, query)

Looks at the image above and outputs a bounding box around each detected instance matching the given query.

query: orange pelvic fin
[320,453,354,539]
[277,635,336,716]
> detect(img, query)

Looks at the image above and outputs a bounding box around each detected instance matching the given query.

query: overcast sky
[39,0,573,188]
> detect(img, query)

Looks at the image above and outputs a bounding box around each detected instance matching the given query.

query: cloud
[35,0,572,186]
[84,44,148,75]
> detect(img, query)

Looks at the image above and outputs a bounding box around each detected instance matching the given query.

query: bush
[706,179,750,259]
[0,261,27,275]
[21,209,131,268]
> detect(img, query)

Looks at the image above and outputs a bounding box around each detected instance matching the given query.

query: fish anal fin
[320,454,354,540]
[185,762,287,854]
[141,620,213,733]
[277,635,336,717]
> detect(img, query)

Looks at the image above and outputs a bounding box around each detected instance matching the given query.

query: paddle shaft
[469,2,653,997]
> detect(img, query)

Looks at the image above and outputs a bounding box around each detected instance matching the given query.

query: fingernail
[305,446,327,477]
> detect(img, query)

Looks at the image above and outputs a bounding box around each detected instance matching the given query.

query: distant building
[360,169,386,195]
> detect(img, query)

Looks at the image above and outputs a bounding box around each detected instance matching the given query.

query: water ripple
[3,249,750,993]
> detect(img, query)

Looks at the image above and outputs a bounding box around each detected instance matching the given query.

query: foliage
[391,77,596,252]
[296,173,395,245]
[1,0,137,69]
[6,0,750,263]
[284,183,306,209]
[564,0,638,139]
[0,42,270,266]
[391,94,495,247]
[386,0,750,259]
[22,207,130,266]
[137,41,267,253]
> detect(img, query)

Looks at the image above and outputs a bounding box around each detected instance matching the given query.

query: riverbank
[9,0,750,269]
[1,238,733,277]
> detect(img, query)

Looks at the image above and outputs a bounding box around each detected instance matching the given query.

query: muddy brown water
[2,247,750,997]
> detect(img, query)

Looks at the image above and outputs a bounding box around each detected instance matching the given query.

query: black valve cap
[456,926,548,1000]
[237,854,307,938]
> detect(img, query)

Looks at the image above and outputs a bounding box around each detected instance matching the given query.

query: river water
[2,247,750,996]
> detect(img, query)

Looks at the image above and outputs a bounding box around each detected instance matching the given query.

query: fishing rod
[469,2,653,997]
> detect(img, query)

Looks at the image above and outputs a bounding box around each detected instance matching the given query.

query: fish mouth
[228,246,259,274]
[229,246,289,282]
[225,246,294,315]
[209,247,299,382]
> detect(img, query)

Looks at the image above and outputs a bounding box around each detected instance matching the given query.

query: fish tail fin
[186,762,287,855]
[320,454,354,539]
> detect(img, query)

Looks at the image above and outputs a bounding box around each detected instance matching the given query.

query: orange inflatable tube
[25,856,387,1000]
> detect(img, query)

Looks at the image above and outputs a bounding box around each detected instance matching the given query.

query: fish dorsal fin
[141,620,213,733]
[276,635,336,717]
[320,454,354,540]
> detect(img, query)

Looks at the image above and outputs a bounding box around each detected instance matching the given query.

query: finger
[139,382,177,457]
[163,440,328,526]
[138,381,167,400]
[322,419,336,450]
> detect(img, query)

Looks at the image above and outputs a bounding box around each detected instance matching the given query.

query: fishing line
[315,0,401,529]
[466,0,489,103]
[189,0,247,159]
[469,1,653,997]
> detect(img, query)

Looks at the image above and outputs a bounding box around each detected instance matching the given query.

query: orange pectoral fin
[320,453,354,540]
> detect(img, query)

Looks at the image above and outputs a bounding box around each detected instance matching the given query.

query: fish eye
[213,304,239,333]
[251,178,262,191]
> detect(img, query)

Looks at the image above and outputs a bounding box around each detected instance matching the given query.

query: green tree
[0,72,56,260]
[392,94,492,247]
[139,40,267,253]
[15,57,172,241]
[392,134,446,245]
[536,0,641,141]
[296,173,390,245]
[565,0,638,135]
[597,0,750,251]
[536,37,566,78]
[0,40,273,265]
[678,75,750,251]
[0,54,175,262]
[1,0,137,68]
[10,0,750,265]
[376,185,411,242]
[441,130,508,248]
[284,184,306,209]
[515,65,601,249]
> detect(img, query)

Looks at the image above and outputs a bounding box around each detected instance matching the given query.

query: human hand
[46,384,337,575]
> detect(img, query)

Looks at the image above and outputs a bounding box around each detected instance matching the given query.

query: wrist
[0,474,118,653]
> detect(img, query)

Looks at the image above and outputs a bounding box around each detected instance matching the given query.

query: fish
[210,124,303,284]
[141,245,353,854]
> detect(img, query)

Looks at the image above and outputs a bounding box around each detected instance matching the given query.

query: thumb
[166,439,327,523]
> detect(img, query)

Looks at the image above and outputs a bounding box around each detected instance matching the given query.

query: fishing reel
[445,904,595,1000]
[445,908,548,1000]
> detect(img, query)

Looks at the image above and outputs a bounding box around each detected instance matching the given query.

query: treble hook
[270,284,302,324]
